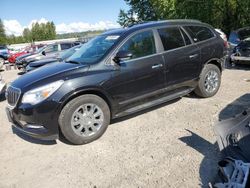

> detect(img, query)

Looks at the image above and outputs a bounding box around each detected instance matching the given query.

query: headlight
[22,80,64,105]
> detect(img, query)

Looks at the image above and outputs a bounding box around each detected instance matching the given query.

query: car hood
[29,58,58,67]
[24,53,42,62]
[237,40,250,49]
[16,53,33,61]
[11,62,89,89]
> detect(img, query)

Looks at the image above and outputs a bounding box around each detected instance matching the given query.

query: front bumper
[231,53,250,62]
[5,101,60,141]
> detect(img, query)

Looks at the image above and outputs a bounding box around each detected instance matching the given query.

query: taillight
[224,41,229,49]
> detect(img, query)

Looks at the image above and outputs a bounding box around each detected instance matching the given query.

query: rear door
[157,26,201,86]
[183,25,222,67]
[108,30,166,105]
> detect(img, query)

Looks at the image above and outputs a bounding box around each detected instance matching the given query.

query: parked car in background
[0,74,6,95]
[0,45,10,69]
[16,42,80,70]
[228,27,250,65]
[5,20,226,145]
[228,27,250,48]
[26,44,82,72]
[8,51,29,64]
[230,38,250,65]
[8,44,45,64]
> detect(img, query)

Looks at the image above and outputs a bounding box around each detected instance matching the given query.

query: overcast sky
[1,0,128,36]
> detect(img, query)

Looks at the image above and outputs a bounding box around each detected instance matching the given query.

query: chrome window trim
[105,23,218,65]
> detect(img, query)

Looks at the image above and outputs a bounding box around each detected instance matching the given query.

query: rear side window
[184,26,215,42]
[158,27,185,51]
[61,43,73,50]
[119,30,156,59]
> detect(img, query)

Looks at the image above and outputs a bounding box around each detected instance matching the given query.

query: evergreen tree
[0,18,6,45]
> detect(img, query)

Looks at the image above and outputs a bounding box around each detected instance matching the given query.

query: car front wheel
[194,64,221,98]
[59,94,110,145]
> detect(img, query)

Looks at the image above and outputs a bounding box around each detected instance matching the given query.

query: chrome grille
[6,86,21,107]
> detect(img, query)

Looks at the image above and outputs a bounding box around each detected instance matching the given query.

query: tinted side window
[184,26,215,42]
[119,31,156,59]
[61,43,73,50]
[158,27,185,51]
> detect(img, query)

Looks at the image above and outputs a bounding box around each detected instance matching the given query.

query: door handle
[152,64,163,69]
[189,54,199,59]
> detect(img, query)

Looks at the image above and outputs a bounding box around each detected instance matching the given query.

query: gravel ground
[0,65,250,188]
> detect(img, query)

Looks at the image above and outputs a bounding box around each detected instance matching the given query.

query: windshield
[60,45,82,60]
[36,46,47,53]
[67,34,120,64]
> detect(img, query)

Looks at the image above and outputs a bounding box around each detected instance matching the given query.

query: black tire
[194,64,221,98]
[59,94,110,145]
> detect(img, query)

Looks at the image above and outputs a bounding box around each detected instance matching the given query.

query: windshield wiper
[65,60,80,64]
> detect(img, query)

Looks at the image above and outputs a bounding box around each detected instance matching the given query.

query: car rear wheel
[59,94,110,145]
[194,64,221,98]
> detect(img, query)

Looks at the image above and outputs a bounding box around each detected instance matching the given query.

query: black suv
[6,20,225,144]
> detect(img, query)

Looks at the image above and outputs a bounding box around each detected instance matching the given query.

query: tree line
[0,18,103,45]
[0,19,56,45]
[118,0,250,34]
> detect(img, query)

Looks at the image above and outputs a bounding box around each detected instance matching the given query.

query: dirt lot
[0,66,250,188]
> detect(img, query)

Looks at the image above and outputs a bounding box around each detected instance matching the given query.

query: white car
[0,60,3,70]
[0,74,6,95]
[215,29,227,41]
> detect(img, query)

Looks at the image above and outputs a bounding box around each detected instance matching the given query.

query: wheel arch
[204,58,223,72]
[59,88,114,117]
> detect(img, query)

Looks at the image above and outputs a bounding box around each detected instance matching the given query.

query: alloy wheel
[204,70,219,93]
[71,103,104,137]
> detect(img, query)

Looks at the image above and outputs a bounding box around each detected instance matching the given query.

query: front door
[108,30,166,105]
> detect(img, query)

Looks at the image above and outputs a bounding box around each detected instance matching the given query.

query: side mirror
[42,51,46,56]
[114,51,133,63]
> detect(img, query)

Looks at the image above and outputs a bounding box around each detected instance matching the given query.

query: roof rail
[166,19,202,23]
[127,21,154,28]
[127,19,202,28]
